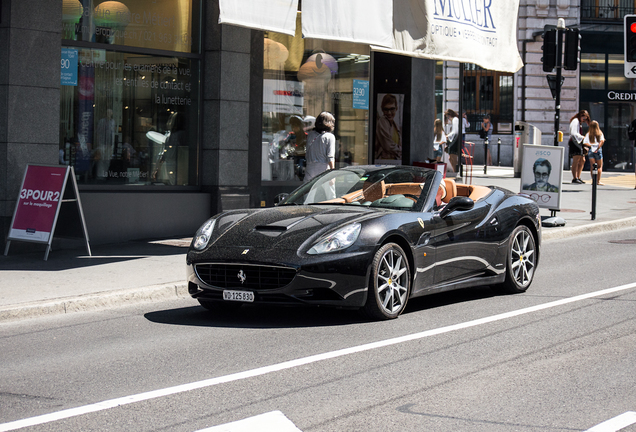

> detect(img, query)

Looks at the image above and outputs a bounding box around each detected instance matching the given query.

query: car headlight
[192,218,216,250]
[308,223,361,255]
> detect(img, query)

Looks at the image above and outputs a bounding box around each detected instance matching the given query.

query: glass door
[606,102,634,172]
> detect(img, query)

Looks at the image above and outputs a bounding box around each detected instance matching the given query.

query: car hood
[206,205,382,251]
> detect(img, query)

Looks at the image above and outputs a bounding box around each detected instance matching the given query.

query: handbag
[479,129,487,139]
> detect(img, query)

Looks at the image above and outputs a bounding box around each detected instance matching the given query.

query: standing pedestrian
[462,111,470,145]
[444,109,460,171]
[304,111,336,183]
[433,118,447,162]
[568,110,590,184]
[481,114,493,166]
[583,120,605,185]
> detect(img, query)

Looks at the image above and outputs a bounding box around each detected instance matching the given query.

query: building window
[462,64,514,134]
[60,0,201,187]
[582,0,636,21]
[262,19,370,182]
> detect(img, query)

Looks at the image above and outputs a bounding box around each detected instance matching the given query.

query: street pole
[591,163,598,220]
[458,63,464,181]
[484,138,489,174]
[554,19,565,146]
[497,137,501,166]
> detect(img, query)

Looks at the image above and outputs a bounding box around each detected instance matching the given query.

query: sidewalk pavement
[1,166,635,322]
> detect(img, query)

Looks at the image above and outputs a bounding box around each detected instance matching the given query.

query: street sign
[624,15,636,78]
[4,164,91,260]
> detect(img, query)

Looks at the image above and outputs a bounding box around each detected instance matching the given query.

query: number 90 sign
[60,49,78,86]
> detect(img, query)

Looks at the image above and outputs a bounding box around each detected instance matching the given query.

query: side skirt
[411,272,506,298]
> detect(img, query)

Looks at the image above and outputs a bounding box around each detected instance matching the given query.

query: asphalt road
[1,228,636,432]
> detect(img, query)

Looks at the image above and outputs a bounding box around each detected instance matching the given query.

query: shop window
[462,64,514,135]
[607,54,636,90]
[581,53,606,90]
[62,0,200,53]
[262,25,370,182]
[60,0,201,187]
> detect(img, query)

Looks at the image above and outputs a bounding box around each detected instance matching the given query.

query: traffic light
[563,28,580,71]
[625,15,636,77]
[542,28,557,72]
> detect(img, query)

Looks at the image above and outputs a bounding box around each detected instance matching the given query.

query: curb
[542,216,636,241]
[2,217,636,323]
[0,283,189,323]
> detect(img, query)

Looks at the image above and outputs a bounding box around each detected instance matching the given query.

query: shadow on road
[145,286,497,329]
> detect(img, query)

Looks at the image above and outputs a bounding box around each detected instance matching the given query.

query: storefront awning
[218,0,523,73]
[375,0,524,73]
[218,0,299,36]
[301,0,394,48]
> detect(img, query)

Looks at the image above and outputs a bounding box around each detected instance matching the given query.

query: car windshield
[281,166,438,210]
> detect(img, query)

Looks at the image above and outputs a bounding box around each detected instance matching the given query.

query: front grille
[194,263,297,290]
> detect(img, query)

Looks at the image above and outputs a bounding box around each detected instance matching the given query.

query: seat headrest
[442,178,457,203]
[363,180,386,202]
[436,181,447,206]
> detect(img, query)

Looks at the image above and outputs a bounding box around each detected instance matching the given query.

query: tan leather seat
[436,181,447,206]
[442,178,457,203]
[363,180,386,202]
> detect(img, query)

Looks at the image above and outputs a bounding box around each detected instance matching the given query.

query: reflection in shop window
[462,64,513,134]
[60,0,201,187]
[59,48,199,186]
[580,53,606,90]
[607,54,636,90]
[62,0,200,54]
[262,27,370,182]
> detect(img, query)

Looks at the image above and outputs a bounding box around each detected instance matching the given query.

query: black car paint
[187,166,541,311]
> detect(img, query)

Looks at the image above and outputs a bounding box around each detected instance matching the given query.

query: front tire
[363,243,411,320]
[495,225,536,294]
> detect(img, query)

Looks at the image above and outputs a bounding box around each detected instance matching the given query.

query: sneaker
[571,178,579,183]
[577,179,586,184]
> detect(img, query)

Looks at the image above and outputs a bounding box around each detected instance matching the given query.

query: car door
[431,199,498,284]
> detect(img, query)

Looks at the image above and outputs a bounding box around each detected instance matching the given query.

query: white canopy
[218,0,299,35]
[301,0,394,48]
[218,0,523,73]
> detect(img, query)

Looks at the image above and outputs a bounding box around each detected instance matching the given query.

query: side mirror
[274,193,289,206]
[440,196,474,218]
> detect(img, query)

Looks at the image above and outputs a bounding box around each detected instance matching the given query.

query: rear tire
[494,225,536,294]
[363,243,411,320]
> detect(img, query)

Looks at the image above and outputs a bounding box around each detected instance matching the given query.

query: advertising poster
[520,145,564,210]
[374,93,404,165]
[352,79,369,110]
[60,48,78,86]
[8,165,68,242]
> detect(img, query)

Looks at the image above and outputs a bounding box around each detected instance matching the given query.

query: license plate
[223,290,254,302]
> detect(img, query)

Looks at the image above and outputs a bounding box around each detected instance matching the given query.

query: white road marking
[1,282,635,432]
[196,410,302,432]
[586,412,636,432]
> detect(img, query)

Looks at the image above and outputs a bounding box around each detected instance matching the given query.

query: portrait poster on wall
[374,93,404,165]
[5,164,91,260]
[520,145,564,210]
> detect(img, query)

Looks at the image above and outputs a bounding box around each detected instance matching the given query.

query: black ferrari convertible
[186,165,541,320]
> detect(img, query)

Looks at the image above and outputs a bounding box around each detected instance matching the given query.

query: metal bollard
[591,162,597,220]
[497,138,501,166]
[484,138,489,174]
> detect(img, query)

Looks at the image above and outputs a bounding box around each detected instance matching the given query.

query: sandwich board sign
[4,164,91,260]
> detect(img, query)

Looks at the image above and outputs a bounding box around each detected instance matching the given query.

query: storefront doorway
[606,102,634,171]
